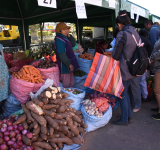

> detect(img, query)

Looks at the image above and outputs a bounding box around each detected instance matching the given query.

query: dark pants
[120,79,132,122]
[129,76,141,109]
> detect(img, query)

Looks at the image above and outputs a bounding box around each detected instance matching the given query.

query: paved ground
[79,99,160,150]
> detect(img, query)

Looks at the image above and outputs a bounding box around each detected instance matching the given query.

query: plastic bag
[92,97,109,112]
[81,104,112,132]
[37,64,59,87]
[30,79,54,99]
[75,55,93,74]
[62,133,84,150]
[88,48,95,57]
[61,88,86,110]
[74,75,87,90]
[10,76,43,104]
[2,94,22,118]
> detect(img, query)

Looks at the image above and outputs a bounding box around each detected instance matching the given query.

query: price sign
[37,0,57,8]
[75,0,87,19]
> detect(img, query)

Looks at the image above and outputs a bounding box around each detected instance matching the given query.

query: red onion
[10,148,15,150]
[11,137,16,142]
[26,146,33,150]
[15,129,20,134]
[103,94,107,97]
[0,137,4,144]
[6,120,12,126]
[18,126,24,131]
[3,119,8,123]
[26,132,33,139]
[1,127,7,133]
[23,148,28,150]
[10,131,16,138]
[0,132,3,137]
[13,125,18,130]
[0,143,8,150]
[13,143,20,149]
[18,124,22,127]
[4,131,9,136]
[15,116,19,121]
[22,129,28,135]
[0,120,3,126]
[7,126,14,131]
[4,136,9,142]
[2,124,7,128]
[7,140,15,146]
[22,144,26,148]
[16,134,22,141]
[17,140,23,146]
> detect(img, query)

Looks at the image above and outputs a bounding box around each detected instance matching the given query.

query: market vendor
[54,22,79,88]
[0,44,9,102]
[94,40,109,55]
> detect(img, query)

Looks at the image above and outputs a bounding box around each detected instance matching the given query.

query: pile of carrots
[12,65,44,83]
[78,52,93,60]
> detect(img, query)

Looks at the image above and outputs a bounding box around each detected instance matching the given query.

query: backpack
[122,30,149,76]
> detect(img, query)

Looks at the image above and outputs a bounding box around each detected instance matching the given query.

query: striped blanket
[84,53,124,98]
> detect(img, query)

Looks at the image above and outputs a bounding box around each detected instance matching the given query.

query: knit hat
[55,22,71,33]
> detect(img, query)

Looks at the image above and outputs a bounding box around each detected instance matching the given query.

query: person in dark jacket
[139,29,152,57]
[150,39,160,120]
[94,40,109,55]
[138,29,152,103]
[112,10,141,125]
[144,20,160,50]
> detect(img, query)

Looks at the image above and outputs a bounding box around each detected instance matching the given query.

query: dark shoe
[151,107,159,113]
[142,97,151,103]
[128,117,132,123]
[151,113,160,120]
[112,119,128,125]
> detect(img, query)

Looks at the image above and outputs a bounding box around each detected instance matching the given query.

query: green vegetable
[63,88,82,94]
[74,70,86,77]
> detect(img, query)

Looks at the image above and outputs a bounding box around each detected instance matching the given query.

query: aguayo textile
[84,53,124,98]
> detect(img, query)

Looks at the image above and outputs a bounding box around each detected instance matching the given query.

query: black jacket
[140,35,152,57]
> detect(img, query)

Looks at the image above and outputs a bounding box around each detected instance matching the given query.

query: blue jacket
[149,25,160,50]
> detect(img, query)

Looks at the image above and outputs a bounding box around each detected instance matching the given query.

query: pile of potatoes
[13,86,87,150]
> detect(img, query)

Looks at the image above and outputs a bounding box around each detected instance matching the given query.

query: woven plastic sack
[2,94,22,118]
[62,133,84,150]
[61,88,86,110]
[74,75,87,90]
[10,76,43,104]
[81,104,112,132]
[37,64,59,87]
[4,53,13,68]
[75,54,93,74]
[9,58,34,69]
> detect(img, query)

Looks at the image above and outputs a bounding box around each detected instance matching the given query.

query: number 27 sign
[37,0,57,8]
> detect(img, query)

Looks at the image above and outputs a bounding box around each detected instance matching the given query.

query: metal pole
[77,19,80,44]
[16,0,27,50]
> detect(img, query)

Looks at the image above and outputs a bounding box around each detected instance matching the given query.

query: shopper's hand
[69,64,74,72]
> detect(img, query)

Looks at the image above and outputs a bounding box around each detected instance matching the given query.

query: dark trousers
[129,76,141,109]
[120,79,132,122]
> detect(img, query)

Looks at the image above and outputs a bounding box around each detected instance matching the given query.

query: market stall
[150,14,160,24]
[0,0,119,50]
[120,0,149,28]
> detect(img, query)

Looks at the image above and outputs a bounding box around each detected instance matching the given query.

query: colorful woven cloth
[84,53,124,98]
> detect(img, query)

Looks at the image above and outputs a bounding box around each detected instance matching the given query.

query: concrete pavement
[79,100,160,150]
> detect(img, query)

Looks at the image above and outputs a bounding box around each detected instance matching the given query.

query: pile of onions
[85,91,117,108]
[0,117,33,150]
